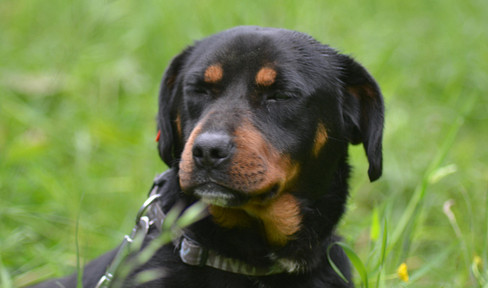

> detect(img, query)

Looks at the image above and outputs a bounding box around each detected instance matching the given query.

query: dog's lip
[191,183,249,207]
[188,182,281,208]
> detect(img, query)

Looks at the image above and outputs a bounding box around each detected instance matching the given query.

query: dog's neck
[164,155,351,274]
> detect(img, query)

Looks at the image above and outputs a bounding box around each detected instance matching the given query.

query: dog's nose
[192,132,233,168]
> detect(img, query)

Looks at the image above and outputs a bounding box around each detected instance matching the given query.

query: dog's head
[156,26,383,245]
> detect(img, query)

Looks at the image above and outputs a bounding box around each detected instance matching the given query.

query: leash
[95,172,168,288]
[95,170,287,287]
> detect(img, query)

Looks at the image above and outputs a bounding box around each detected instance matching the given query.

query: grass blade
[327,243,350,284]
[76,191,85,288]
[370,208,380,241]
[0,255,13,288]
[329,242,369,288]
[375,218,388,288]
[175,201,208,228]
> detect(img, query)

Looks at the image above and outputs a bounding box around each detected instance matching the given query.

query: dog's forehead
[185,27,341,92]
[198,27,291,60]
[191,30,286,74]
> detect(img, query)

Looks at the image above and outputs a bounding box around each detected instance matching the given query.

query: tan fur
[179,122,204,189]
[255,67,277,86]
[204,64,223,83]
[231,121,299,195]
[209,206,255,228]
[209,194,302,247]
[245,193,302,246]
[312,122,328,157]
[175,112,182,139]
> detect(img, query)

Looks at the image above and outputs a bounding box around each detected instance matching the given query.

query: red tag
[155,130,161,142]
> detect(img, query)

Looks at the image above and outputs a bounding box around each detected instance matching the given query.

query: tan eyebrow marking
[255,67,277,86]
[204,64,223,83]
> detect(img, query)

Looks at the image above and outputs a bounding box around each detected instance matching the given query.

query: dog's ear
[157,47,193,167]
[339,54,384,182]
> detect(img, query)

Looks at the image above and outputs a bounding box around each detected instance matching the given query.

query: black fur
[31,26,383,288]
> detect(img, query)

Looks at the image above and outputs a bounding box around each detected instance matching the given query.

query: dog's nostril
[193,146,204,158]
[192,132,233,168]
[209,147,230,159]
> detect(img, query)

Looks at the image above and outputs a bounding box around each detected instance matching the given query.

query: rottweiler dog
[31,26,384,288]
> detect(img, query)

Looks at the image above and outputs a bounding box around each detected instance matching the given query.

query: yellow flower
[472,255,483,278]
[397,262,409,282]
[473,255,482,267]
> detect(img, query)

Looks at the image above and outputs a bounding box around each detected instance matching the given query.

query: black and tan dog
[32,26,384,288]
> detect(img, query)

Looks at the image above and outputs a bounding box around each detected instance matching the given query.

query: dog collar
[145,173,286,276]
[96,171,286,287]
[178,236,285,276]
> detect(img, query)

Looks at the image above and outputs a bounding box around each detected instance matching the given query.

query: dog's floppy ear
[339,54,384,182]
[157,47,193,167]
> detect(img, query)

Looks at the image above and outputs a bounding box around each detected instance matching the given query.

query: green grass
[1,0,487,287]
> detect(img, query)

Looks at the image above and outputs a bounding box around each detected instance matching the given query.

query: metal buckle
[136,193,163,225]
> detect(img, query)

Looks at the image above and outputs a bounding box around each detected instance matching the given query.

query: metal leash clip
[95,193,163,288]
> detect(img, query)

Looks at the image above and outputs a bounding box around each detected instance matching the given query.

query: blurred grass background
[1,0,487,287]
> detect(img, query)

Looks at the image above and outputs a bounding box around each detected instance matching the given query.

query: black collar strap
[178,236,285,276]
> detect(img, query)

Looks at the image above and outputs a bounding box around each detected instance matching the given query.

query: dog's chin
[192,183,249,207]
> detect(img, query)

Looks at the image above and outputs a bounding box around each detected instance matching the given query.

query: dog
[31,26,384,288]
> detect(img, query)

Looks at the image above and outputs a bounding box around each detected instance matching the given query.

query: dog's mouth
[190,182,280,208]
[193,183,247,207]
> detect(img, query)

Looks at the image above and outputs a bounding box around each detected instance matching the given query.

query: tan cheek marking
[245,193,302,247]
[232,122,299,195]
[255,67,277,86]
[208,205,255,229]
[210,194,302,247]
[313,122,328,157]
[204,64,223,83]
[178,122,204,190]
